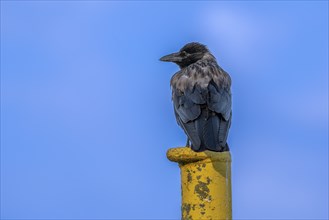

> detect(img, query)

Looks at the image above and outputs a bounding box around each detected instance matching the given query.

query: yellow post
[167,147,232,220]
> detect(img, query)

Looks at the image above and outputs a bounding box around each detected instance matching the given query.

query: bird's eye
[181,51,188,56]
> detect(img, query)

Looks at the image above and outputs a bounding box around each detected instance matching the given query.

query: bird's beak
[159,52,182,62]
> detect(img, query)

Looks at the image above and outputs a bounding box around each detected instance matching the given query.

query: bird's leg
[185,137,190,147]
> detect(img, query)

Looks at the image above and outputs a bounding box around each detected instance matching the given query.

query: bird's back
[171,57,232,152]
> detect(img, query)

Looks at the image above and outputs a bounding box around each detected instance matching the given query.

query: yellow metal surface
[167,147,232,220]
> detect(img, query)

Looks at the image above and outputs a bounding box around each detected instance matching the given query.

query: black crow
[160,42,232,152]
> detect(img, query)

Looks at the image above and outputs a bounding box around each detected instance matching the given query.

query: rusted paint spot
[197,165,202,171]
[202,163,206,167]
[196,175,201,180]
[201,211,206,215]
[182,203,192,220]
[187,172,192,183]
[194,181,210,200]
[199,203,205,208]
[206,177,212,184]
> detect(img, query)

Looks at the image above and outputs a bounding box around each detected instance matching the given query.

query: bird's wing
[172,85,206,124]
[174,109,201,148]
[207,80,232,121]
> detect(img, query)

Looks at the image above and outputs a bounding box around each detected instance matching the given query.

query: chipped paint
[167,147,232,220]
[187,171,192,183]
[194,181,210,200]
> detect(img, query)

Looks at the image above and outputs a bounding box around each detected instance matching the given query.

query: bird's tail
[191,108,231,152]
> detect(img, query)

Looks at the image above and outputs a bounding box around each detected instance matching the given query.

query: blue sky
[1,1,328,219]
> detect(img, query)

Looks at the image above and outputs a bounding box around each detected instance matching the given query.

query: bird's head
[160,42,209,68]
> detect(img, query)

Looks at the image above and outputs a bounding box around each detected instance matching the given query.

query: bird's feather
[174,110,201,150]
